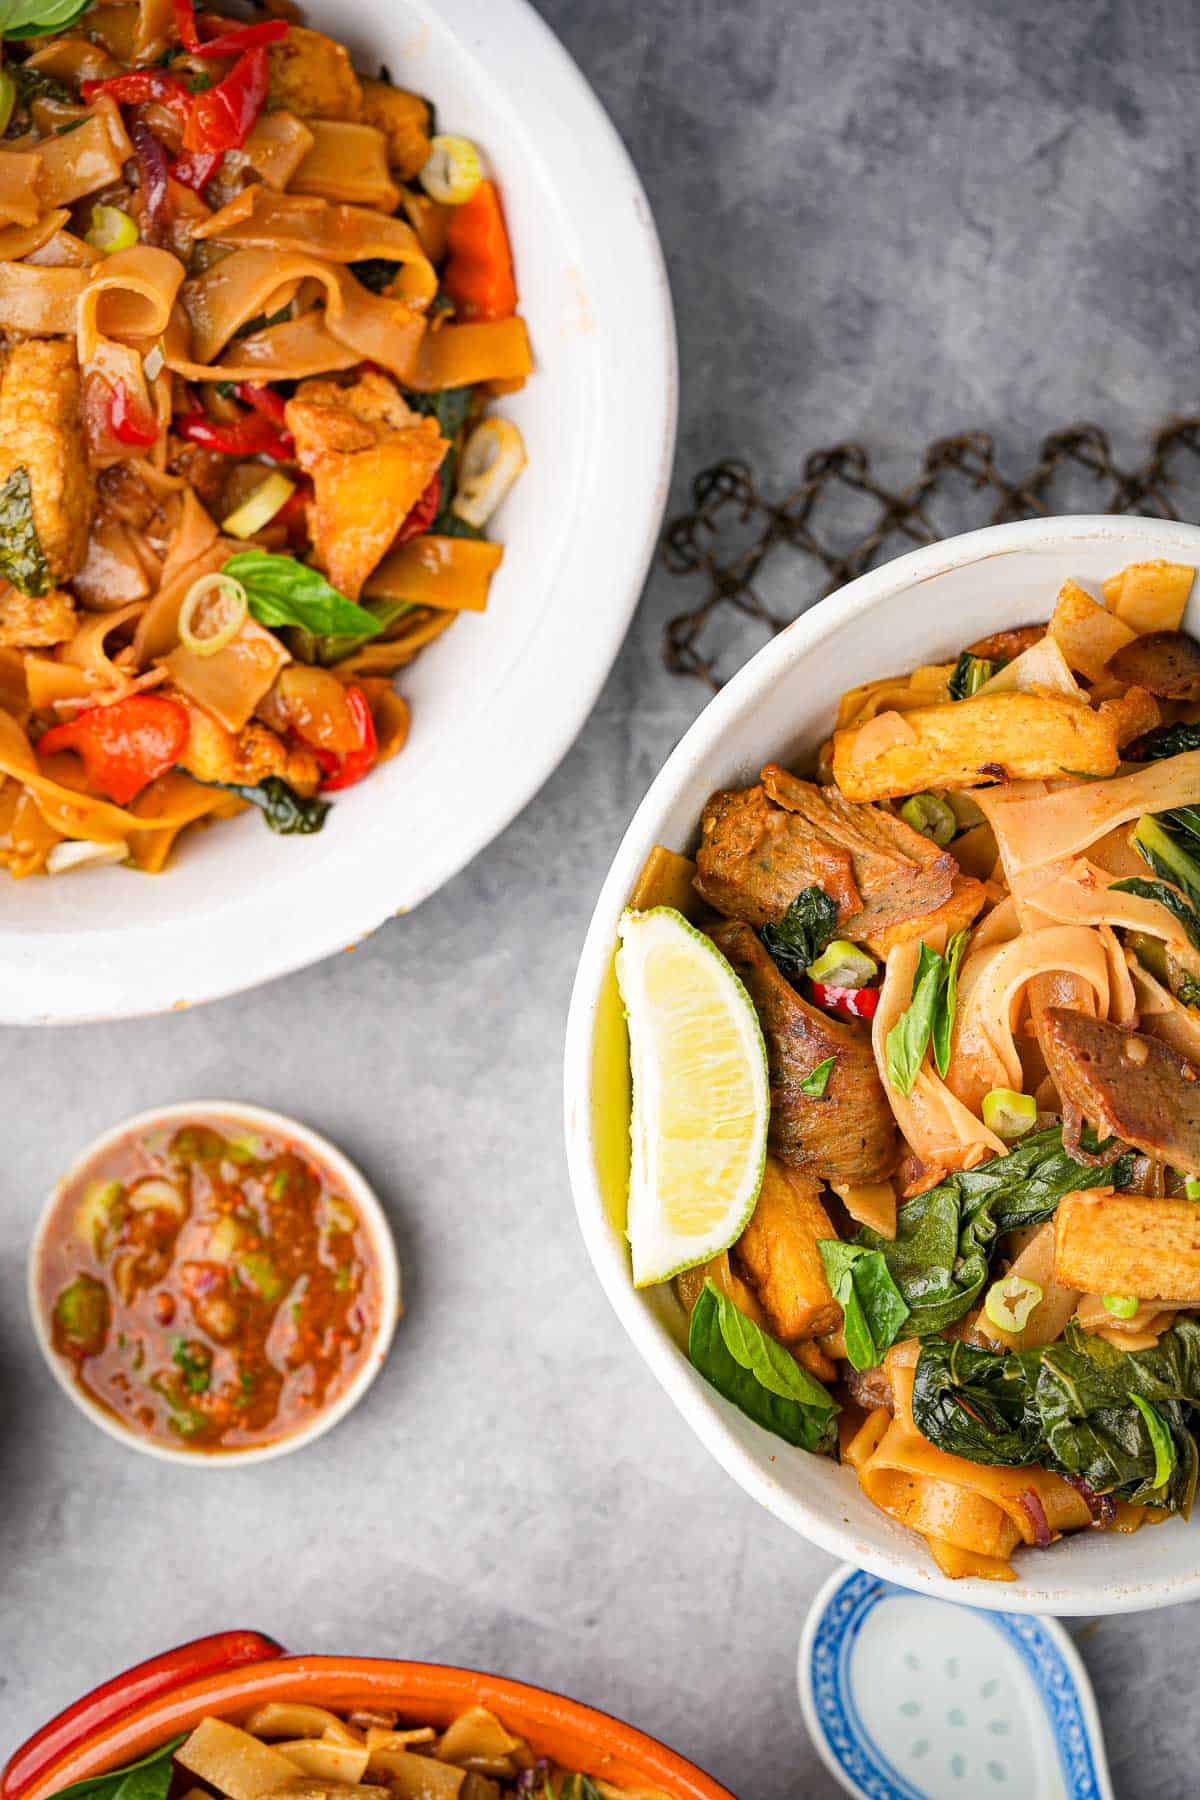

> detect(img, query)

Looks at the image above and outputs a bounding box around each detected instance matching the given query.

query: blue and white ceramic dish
[798,1565,1114,1800]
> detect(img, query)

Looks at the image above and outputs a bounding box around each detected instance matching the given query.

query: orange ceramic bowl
[5,1641,733,1800]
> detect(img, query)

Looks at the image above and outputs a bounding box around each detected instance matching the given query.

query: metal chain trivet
[661,420,1200,689]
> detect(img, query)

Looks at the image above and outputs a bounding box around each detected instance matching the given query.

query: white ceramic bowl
[29,1100,401,1465]
[564,514,1200,1615]
[0,0,676,1025]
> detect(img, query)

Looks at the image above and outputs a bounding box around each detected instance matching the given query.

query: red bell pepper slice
[38,695,188,806]
[233,382,288,426]
[809,980,881,1021]
[108,382,159,447]
[175,0,287,56]
[442,180,518,322]
[312,685,378,791]
[81,71,191,122]
[174,410,294,461]
[0,1631,284,1800]
[394,471,441,545]
[183,44,270,154]
[171,147,223,192]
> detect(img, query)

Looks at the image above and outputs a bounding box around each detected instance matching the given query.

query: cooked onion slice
[178,572,249,658]
[452,417,526,528]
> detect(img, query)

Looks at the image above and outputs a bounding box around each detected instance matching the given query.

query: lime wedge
[616,906,769,1287]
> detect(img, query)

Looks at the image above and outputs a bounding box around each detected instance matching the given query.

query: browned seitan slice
[1042,1006,1200,1171]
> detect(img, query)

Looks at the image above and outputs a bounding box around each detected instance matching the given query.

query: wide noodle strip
[194,188,437,308]
[238,111,315,189]
[289,119,399,210]
[78,244,185,358]
[0,260,86,332]
[979,752,1200,874]
[161,307,360,382]
[405,315,533,390]
[0,709,209,842]
[13,96,132,209]
[0,152,43,227]
[0,208,71,261]
[365,537,504,614]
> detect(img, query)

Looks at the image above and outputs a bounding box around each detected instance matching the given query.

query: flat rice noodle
[1049,577,1137,681]
[976,629,1084,699]
[831,1178,896,1238]
[23,37,118,84]
[836,663,954,730]
[0,260,85,332]
[23,655,92,709]
[23,98,131,208]
[872,937,1006,1171]
[0,708,200,839]
[0,151,43,227]
[978,751,1200,874]
[126,769,242,872]
[164,616,290,732]
[289,120,399,211]
[132,537,232,664]
[946,924,1111,1114]
[1104,560,1196,635]
[968,892,1020,952]
[7,785,64,873]
[159,487,219,588]
[330,609,456,679]
[73,519,153,610]
[356,679,409,764]
[927,1540,1019,1582]
[194,188,436,308]
[1018,857,1200,976]
[134,0,174,60]
[0,208,70,261]
[176,249,424,377]
[1086,823,1146,883]
[365,537,503,614]
[1098,921,1137,1025]
[1127,952,1200,1064]
[162,305,358,382]
[78,245,183,359]
[61,602,146,687]
[975,1221,1079,1351]
[842,1405,890,1472]
[25,228,100,269]
[1075,1293,1176,1349]
[405,316,533,391]
[239,112,315,190]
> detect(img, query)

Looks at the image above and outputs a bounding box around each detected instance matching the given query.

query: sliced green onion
[178,572,248,657]
[806,939,877,988]
[86,203,138,255]
[981,1087,1037,1141]
[419,133,483,204]
[143,342,165,382]
[1102,1293,1139,1319]
[984,1272,1044,1333]
[899,791,957,846]
[1186,1178,1200,1202]
[0,69,17,139]
[222,471,296,540]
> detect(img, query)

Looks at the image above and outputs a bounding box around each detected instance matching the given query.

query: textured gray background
[2,1,1198,1795]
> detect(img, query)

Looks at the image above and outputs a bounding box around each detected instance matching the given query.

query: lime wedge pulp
[615,906,770,1287]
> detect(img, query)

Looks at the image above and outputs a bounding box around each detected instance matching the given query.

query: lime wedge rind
[616,905,770,1287]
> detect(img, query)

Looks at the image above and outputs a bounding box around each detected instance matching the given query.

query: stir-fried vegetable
[38,696,188,805]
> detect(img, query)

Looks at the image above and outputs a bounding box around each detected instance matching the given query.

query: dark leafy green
[223,551,384,641]
[5,62,71,135]
[859,1127,1133,1335]
[348,258,401,294]
[1131,812,1200,910]
[688,1280,838,1452]
[1125,720,1200,762]
[1112,876,1200,954]
[797,1054,836,1098]
[818,1241,909,1371]
[409,386,480,532]
[885,929,968,1093]
[217,776,330,836]
[46,1737,186,1800]
[760,885,838,983]
[948,652,996,699]
[0,465,49,595]
[912,1321,1200,1512]
[234,302,292,339]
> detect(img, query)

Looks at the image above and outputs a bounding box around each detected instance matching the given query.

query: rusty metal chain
[661,420,1200,688]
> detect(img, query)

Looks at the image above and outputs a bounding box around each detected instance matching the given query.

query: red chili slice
[809,980,881,1021]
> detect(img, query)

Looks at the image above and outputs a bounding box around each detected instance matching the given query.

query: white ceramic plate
[564,514,1200,1615]
[0,0,676,1025]
[29,1100,400,1464]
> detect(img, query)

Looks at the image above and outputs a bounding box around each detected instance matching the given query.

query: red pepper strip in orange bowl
[442,179,518,322]
[37,696,189,807]
[0,1632,285,1800]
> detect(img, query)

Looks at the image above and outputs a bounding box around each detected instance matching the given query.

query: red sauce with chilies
[36,1114,385,1453]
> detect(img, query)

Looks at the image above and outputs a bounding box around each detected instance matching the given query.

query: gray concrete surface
[3,1,1198,1794]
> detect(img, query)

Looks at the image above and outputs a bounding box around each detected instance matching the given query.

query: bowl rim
[563,511,1200,1616]
[28,1101,401,1467]
[14,1654,735,1800]
[0,0,678,1029]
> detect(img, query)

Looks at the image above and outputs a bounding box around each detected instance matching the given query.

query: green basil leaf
[1112,876,1200,954]
[223,551,384,640]
[1131,1393,1177,1493]
[1131,814,1200,911]
[216,776,330,836]
[3,0,90,35]
[931,927,968,1079]
[688,1280,837,1453]
[47,1736,186,1800]
[1125,720,1200,762]
[912,1337,1043,1465]
[947,652,996,699]
[797,1054,836,1098]
[313,596,415,667]
[885,940,943,1095]
[0,465,49,595]
[818,1241,910,1371]
[759,885,838,983]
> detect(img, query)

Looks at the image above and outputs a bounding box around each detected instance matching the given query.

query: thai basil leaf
[408,385,476,440]
[818,1241,910,1371]
[1131,813,1200,911]
[931,927,968,1078]
[1,0,91,37]
[222,551,384,641]
[885,941,944,1095]
[947,652,996,699]
[760,885,838,983]
[688,1280,837,1453]
[797,1054,836,1097]
[911,1338,1043,1465]
[312,596,415,666]
[1125,720,1200,762]
[348,258,401,294]
[1131,1393,1177,1492]
[215,776,330,836]
[859,1127,1133,1336]
[47,1736,186,1800]
[5,63,71,134]
[0,465,49,595]
[233,302,292,339]
[1112,876,1200,954]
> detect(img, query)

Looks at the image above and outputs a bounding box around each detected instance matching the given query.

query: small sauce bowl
[28,1101,401,1466]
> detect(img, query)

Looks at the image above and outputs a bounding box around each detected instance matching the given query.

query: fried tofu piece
[0,339,92,585]
[1097,684,1160,749]
[360,78,432,179]
[1103,559,1195,635]
[286,373,447,601]
[832,692,1120,802]
[1054,1192,1200,1303]
[733,1157,841,1341]
[267,26,363,122]
[0,582,74,646]
[173,694,320,795]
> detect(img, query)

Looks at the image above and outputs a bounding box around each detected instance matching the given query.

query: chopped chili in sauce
[37,1116,382,1453]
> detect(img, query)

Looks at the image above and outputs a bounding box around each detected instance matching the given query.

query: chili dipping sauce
[36,1114,386,1453]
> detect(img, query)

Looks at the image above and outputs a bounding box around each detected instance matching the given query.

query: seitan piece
[733,1156,841,1341]
[711,918,898,1185]
[266,26,363,121]
[360,79,432,178]
[1042,1006,1200,1172]
[1107,630,1200,698]
[1054,1191,1200,1302]
[172,695,321,795]
[0,338,92,585]
[0,582,75,646]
